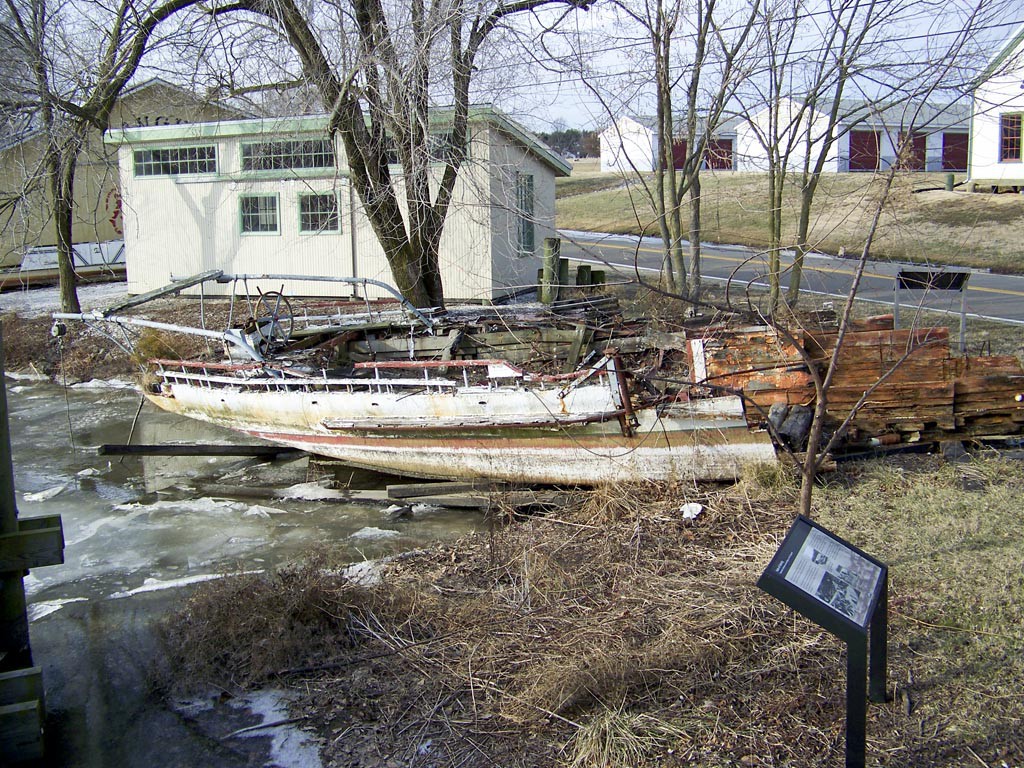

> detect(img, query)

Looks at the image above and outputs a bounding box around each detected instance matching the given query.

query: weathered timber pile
[696,318,1024,442]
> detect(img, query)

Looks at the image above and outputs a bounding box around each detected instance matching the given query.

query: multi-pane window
[428,132,461,163]
[299,193,340,233]
[241,139,335,171]
[240,195,279,234]
[516,173,535,255]
[133,146,217,176]
[999,114,1022,162]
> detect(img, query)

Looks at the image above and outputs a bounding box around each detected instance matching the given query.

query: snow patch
[28,597,88,622]
[113,497,248,516]
[243,504,288,518]
[4,371,49,382]
[343,560,383,586]
[70,378,135,390]
[109,571,262,599]
[23,485,66,502]
[349,526,400,541]
[279,482,348,501]
[228,689,323,768]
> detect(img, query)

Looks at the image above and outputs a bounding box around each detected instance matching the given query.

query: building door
[706,139,734,170]
[848,130,880,171]
[671,139,687,169]
[941,133,969,171]
[897,132,927,170]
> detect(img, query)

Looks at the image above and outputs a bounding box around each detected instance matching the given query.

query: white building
[104,107,569,301]
[734,99,969,173]
[600,115,659,173]
[599,114,739,173]
[968,24,1024,189]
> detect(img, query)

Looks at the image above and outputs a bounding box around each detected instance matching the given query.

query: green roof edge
[104,105,571,177]
[979,23,1024,81]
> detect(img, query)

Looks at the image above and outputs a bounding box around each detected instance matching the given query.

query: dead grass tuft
[159,456,1024,766]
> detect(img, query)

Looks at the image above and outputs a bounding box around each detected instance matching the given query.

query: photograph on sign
[782,528,883,627]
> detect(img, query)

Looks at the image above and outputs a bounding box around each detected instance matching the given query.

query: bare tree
[557,0,759,300]
[735,0,1008,315]
[206,0,592,309]
[1,0,205,312]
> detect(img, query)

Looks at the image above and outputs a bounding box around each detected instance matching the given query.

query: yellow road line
[574,240,1024,298]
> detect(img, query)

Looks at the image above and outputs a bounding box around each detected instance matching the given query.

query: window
[241,139,334,171]
[516,173,535,255]
[299,193,340,233]
[428,132,463,163]
[240,195,279,234]
[133,146,217,176]
[1000,114,1022,162]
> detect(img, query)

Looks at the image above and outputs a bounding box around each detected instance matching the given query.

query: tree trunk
[687,175,702,302]
[48,145,81,314]
[787,171,820,308]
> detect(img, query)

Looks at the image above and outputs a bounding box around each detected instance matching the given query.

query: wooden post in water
[540,237,560,304]
[0,322,31,671]
[0,320,62,762]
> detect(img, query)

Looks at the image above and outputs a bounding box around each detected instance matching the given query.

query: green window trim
[240,138,335,172]
[133,145,217,176]
[516,173,535,256]
[239,193,280,235]
[298,192,341,234]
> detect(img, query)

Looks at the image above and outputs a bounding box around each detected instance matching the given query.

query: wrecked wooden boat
[53,271,1024,484]
[53,272,778,484]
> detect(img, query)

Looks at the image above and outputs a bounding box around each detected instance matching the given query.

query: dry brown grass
[160,455,1024,766]
[557,169,1024,274]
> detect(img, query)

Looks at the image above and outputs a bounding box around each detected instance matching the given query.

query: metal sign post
[758,516,889,768]
[893,268,971,353]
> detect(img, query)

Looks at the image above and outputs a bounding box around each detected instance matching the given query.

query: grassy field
[558,159,1024,274]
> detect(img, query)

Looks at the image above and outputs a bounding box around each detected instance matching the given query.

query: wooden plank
[0,517,64,572]
[0,667,43,708]
[98,444,303,458]
[403,493,492,509]
[0,700,44,762]
[387,481,485,499]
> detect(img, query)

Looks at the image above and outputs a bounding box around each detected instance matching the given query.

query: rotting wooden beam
[98,444,304,458]
[386,481,491,499]
[0,517,64,573]
[0,700,44,762]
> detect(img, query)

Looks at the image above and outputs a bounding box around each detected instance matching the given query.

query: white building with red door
[967,24,1024,190]
[734,99,970,173]
[599,115,739,173]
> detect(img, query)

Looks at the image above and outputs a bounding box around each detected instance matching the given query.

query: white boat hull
[146,379,777,485]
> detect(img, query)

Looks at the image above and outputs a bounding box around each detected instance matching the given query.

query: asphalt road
[558,230,1024,327]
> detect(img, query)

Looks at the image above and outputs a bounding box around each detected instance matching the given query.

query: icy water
[5,378,482,767]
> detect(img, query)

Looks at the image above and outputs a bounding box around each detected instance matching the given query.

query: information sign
[760,517,885,640]
[758,516,889,768]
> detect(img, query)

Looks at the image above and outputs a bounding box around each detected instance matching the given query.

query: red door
[898,132,926,170]
[942,133,968,171]
[672,139,687,169]
[706,139,733,170]
[848,130,880,171]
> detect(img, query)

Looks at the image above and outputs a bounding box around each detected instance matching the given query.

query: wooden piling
[557,256,570,293]
[0,321,62,762]
[540,238,560,304]
[0,322,31,672]
[576,264,592,287]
